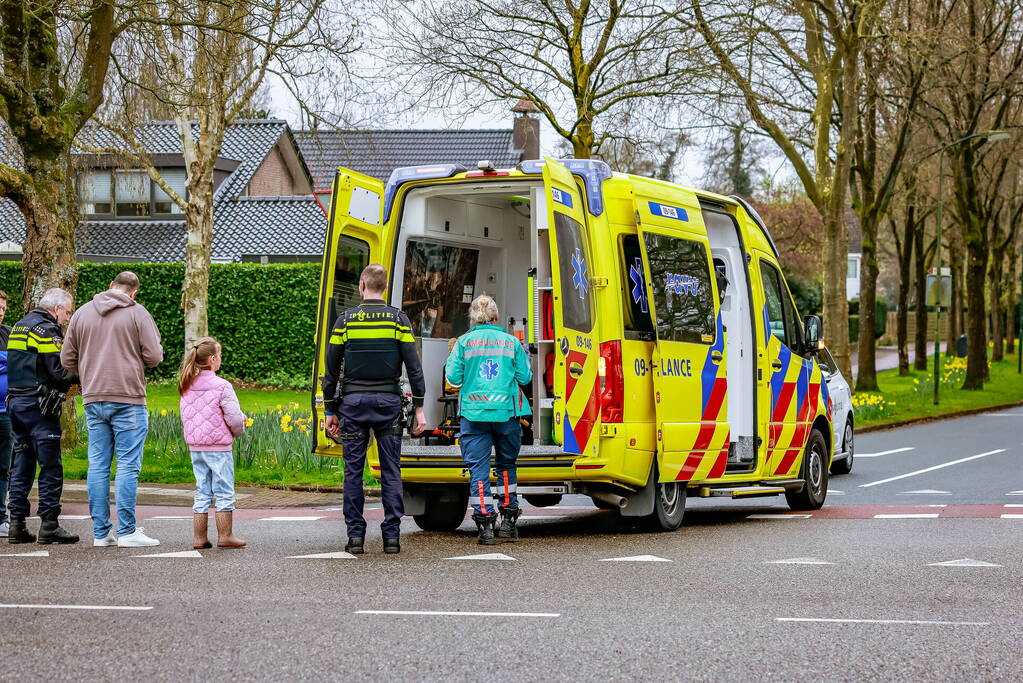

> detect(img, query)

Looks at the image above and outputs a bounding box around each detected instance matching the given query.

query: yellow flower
[281,414,293,425]
[289,402,300,409]
[160,409,168,417]
[275,404,282,411]
[245,418,254,427]
[300,424,309,432]
[283,425,293,433]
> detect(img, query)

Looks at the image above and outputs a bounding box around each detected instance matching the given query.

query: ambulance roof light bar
[465,159,510,178]
[517,159,612,217]
[382,164,465,222]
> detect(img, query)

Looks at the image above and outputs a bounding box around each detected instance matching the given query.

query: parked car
[817,346,854,474]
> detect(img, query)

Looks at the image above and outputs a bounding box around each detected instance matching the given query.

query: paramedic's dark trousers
[339,393,404,539]
[6,396,64,519]
[460,417,520,515]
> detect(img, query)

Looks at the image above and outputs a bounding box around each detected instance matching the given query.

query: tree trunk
[182,197,214,349]
[823,209,851,377]
[990,249,1004,362]
[962,241,988,389]
[913,227,928,371]
[19,158,79,310]
[896,207,914,376]
[855,212,880,391]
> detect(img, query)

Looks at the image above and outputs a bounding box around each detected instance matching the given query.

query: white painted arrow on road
[0,550,48,558]
[446,553,516,561]
[132,550,202,558]
[600,555,672,562]
[927,558,1002,567]
[288,551,357,559]
[766,557,834,565]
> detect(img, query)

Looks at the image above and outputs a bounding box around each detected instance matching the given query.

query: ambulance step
[699,486,787,498]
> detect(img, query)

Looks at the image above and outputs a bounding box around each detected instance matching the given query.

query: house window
[78,168,187,218]
[78,171,112,215]
[847,257,859,279]
[115,170,150,216]
[153,169,186,215]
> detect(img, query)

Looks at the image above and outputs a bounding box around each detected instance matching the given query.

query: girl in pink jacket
[179,337,246,549]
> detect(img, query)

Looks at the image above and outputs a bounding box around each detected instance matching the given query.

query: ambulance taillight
[599,340,624,423]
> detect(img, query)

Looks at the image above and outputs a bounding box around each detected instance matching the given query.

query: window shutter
[153,169,187,212]
[115,170,149,203]
[79,171,112,202]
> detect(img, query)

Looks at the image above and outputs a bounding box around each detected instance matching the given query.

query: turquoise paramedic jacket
[445,324,532,423]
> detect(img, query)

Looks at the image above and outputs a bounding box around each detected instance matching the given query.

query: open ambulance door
[312,169,386,456]
[541,160,601,456]
[634,198,729,483]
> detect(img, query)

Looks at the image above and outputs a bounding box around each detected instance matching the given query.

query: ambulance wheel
[786,429,828,510]
[523,494,563,507]
[642,482,686,532]
[830,420,854,475]
[412,486,469,532]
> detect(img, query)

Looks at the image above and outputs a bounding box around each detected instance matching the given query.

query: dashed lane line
[356,610,558,618]
[777,617,988,626]
[928,558,1002,567]
[0,603,152,611]
[859,449,1007,488]
[856,447,915,458]
[1001,514,1023,519]
[766,557,833,565]
[0,550,48,558]
[599,555,671,562]
[257,516,325,521]
[747,514,813,519]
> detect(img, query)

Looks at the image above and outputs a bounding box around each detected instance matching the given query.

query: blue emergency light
[383,164,465,222]
[517,159,612,216]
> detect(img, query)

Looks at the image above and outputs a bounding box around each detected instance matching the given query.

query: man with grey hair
[63,271,164,547]
[6,287,80,544]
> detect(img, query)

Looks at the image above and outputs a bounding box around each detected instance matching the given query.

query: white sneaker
[0,522,8,537]
[94,533,118,547]
[117,528,160,547]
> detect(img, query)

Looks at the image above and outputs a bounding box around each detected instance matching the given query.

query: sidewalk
[851,342,936,374]
[30,481,354,509]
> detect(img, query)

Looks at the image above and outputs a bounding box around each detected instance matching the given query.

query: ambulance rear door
[312,169,387,455]
[634,197,729,483]
[541,160,601,456]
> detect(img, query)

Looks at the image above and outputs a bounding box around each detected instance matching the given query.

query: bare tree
[0,0,123,309]
[82,0,355,347]
[384,0,705,159]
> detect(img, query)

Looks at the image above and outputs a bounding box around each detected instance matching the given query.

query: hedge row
[0,263,320,385]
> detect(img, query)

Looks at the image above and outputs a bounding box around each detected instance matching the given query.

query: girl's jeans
[190,450,236,513]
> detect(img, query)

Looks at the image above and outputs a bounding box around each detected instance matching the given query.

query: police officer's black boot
[36,511,79,545]
[7,516,35,544]
[497,507,522,541]
[345,537,365,555]
[472,513,496,546]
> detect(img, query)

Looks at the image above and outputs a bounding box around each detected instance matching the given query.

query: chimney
[512,98,541,161]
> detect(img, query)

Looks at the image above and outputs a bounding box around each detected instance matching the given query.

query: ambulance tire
[641,482,686,532]
[830,420,854,475]
[785,429,829,511]
[412,486,470,532]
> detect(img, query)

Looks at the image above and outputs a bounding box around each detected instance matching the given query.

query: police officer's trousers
[7,396,64,519]
[460,417,521,516]
[339,393,404,539]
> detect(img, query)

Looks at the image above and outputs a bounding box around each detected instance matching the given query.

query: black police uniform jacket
[7,308,77,398]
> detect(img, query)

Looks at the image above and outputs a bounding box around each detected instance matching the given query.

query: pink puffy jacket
[180,370,246,452]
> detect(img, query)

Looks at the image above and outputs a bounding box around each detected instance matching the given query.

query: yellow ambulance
[312,158,833,532]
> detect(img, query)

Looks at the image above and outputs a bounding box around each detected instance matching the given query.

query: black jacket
[7,308,78,397]
[322,300,426,413]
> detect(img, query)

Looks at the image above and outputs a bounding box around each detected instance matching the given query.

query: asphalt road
[2,408,1022,681]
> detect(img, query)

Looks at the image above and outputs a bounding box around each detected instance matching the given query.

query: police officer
[323,265,426,555]
[6,288,80,544]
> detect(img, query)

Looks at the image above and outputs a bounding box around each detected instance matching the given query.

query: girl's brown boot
[215,511,246,548]
[193,513,212,549]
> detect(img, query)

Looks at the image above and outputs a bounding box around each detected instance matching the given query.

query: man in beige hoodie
[61,271,164,548]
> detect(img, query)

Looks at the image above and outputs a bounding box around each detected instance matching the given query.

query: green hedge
[0,263,319,385]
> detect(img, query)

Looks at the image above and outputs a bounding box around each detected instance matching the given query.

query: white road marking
[60,515,91,520]
[925,504,948,508]
[0,550,48,558]
[928,558,1002,567]
[0,603,152,612]
[857,447,915,458]
[287,551,356,559]
[1003,504,1023,508]
[1007,491,1023,496]
[258,516,325,521]
[859,449,1007,488]
[777,617,988,626]
[766,557,834,565]
[827,489,844,495]
[356,610,558,618]
[445,553,516,561]
[1001,514,1023,519]
[874,514,940,519]
[599,555,672,562]
[898,490,951,495]
[131,550,202,558]
[747,514,813,519]
[149,516,191,520]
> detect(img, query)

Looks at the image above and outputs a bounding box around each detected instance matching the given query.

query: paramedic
[322,264,426,555]
[445,295,532,545]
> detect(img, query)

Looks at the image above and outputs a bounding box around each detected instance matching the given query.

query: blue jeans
[339,393,404,539]
[0,412,11,524]
[191,451,236,513]
[85,402,148,538]
[460,417,521,515]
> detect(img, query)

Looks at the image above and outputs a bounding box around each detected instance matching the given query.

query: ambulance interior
[389,182,557,447]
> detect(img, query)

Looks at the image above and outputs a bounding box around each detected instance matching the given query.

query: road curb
[858,399,1023,434]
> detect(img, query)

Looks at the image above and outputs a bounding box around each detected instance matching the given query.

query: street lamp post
[932,130,1009,405]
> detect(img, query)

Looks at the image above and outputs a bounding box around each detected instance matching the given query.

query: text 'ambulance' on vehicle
[312,158,839,532]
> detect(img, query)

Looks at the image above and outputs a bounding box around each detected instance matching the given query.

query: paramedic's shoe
[36,512,79,545]
[497,507,521,541]
[345,537,365,555]
[472,513,496,546]
[117,528,160,548]
[93,532,118,547]
[0,521,8,537]
[383,537,400,554]
[7,517,34,544]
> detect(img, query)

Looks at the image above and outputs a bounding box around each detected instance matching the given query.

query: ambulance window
[618,234,655,340]
[333,236,370,311]
[760,261,797,350]
[554,213,594,332]
[780,278,805,355]
[402,240,480,339]
[643,233,716,344]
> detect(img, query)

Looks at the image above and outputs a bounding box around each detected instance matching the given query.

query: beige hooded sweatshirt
[61,290,164,405]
